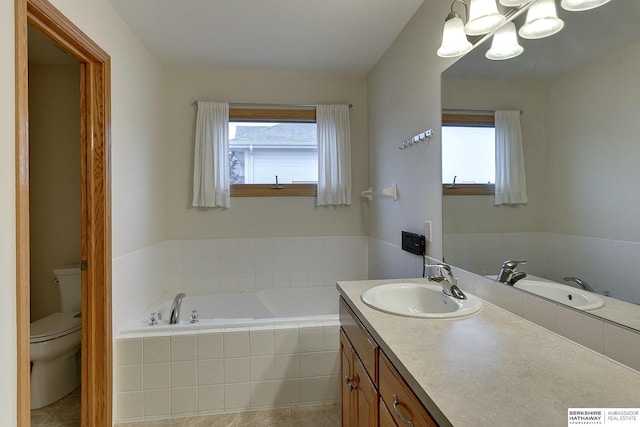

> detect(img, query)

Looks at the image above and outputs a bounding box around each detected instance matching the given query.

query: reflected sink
[514,279,605,311]
[361,282,482,319]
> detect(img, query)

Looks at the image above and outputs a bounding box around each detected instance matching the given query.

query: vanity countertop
[337,278,640,427]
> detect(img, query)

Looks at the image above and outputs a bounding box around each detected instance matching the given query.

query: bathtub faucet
[169,293,186,324]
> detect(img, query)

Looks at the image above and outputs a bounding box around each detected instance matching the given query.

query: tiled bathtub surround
[113,236,367,332]
[444,231,640,304]
[114,321,341,423]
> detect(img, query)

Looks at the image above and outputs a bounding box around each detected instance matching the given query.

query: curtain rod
[443,108,523,115]
[193,101,353,109]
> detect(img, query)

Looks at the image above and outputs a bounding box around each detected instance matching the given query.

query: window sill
[230,184,317,197]
[442,184,495,196]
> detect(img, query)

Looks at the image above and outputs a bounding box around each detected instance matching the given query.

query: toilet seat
[30,312,81,344]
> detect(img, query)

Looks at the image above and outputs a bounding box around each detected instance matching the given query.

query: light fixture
[486,22,524,60]
[465,0,506,36]
[437,1,473,58]
[518,0,564,39]
[499,0,530,6]
[560,0,611,12]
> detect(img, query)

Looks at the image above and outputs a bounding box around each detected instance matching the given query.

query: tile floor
[30,386,338,427]
[31,387,81,427]
[115,404,340,427]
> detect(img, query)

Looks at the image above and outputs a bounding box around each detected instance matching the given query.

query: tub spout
[169,293,186,324]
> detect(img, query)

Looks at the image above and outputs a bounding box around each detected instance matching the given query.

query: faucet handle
[502,260,526,269]
[190,310,200,323]
[149,312,158,326]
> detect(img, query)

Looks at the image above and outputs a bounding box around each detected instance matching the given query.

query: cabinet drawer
[379,351,437,427]
[339,297,378,384]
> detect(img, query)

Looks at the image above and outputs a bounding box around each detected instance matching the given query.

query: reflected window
[442,113,495,195]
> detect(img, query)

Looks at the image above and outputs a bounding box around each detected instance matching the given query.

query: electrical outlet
[424,221,432,243]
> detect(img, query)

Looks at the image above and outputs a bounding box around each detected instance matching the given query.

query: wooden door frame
[15,0,112,425]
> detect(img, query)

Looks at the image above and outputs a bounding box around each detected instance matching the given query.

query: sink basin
[514,279,605,311]
[361,282,482,319]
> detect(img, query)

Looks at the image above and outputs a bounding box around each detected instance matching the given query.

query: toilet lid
[30,312,81,343]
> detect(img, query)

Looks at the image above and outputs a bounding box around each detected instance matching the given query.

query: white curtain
[495,110,528,205]
[192,101,230,208]
[317,104,352,206]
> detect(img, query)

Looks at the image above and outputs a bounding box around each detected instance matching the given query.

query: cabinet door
[380,399,398,427]
[353,356,379,427]
[341,330,355,427]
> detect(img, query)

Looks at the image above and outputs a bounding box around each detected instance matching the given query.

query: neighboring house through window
[229,107,318,197]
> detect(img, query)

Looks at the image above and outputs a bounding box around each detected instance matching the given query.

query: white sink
[514,279,605,311]
[361,282,482,319]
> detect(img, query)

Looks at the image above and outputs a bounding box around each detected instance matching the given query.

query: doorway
[15,0,112,425]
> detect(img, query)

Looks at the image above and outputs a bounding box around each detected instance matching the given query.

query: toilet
[30,266,82,409]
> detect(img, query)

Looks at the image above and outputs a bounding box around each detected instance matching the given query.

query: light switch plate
[424,221,432,243]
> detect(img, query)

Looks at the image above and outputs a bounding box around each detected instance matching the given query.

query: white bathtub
[115,286,341,422]
[140,286,340,331]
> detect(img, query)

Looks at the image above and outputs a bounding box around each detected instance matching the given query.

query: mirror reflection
[441,1,640,331]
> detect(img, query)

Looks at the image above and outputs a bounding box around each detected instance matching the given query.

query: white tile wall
[114,320,341,423]
[161,236,367,294]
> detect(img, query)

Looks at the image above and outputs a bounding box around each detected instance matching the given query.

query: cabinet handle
[393,394,415,426]
[345,376,353,384]
[348,383,357,392]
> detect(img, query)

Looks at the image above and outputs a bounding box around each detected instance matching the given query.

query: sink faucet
[497,260,527,285]
[563,277,594,292]
[169,293,186,324]
[426,264,467,300]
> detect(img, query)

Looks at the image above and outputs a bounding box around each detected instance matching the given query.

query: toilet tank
[53,266,81,312]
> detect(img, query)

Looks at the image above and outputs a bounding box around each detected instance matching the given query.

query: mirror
[441,1,640,331]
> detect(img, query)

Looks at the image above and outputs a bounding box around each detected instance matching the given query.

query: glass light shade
[560,0,611,11]
[486,22,524,60]
[518,0,565,39]
[465,0,506,36]
[437,16,473,58]
[499,0,530,6]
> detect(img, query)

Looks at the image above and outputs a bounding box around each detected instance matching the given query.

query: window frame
[442,113,496,196]
[229,107,318,197]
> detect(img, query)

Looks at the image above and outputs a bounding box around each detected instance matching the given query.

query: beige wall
[546,40,640,242]
[441,78,548,234]
[0,0,17,421]
[367,2,456,262]
[163,68,368,239]
[28,64,81,322]
[0,0,166,423]
[49,0,167,257]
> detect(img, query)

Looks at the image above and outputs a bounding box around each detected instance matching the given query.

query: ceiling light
[465,0,506,36]
[437,10,473,58]
[486,22,524,60]
[560,0,611,12]
[518,0,564,39]
[499,0,531,6]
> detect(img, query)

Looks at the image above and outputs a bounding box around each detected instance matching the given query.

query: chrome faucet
[564,277,594,292]
[169,293,186,324]
[426,263,467,300]
[497,260,527,285]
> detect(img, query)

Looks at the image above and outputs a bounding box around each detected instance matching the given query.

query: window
[229,108,318,197]
[442,113,495,195]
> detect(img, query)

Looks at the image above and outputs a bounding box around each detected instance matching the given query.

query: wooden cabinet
[340,296,438,427]
[341,329,379,426]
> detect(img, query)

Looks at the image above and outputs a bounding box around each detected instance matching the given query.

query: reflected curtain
[317,104,352,206]
[495,110,528,205]
[192,101,230,208]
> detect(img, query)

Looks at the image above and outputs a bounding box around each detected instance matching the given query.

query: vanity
[338,278,640,426]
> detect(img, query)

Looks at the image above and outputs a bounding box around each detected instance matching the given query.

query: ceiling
[445,1,640,82]
[108,0,424,74]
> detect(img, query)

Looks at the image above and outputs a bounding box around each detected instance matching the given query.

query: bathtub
[115,286,341,422]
